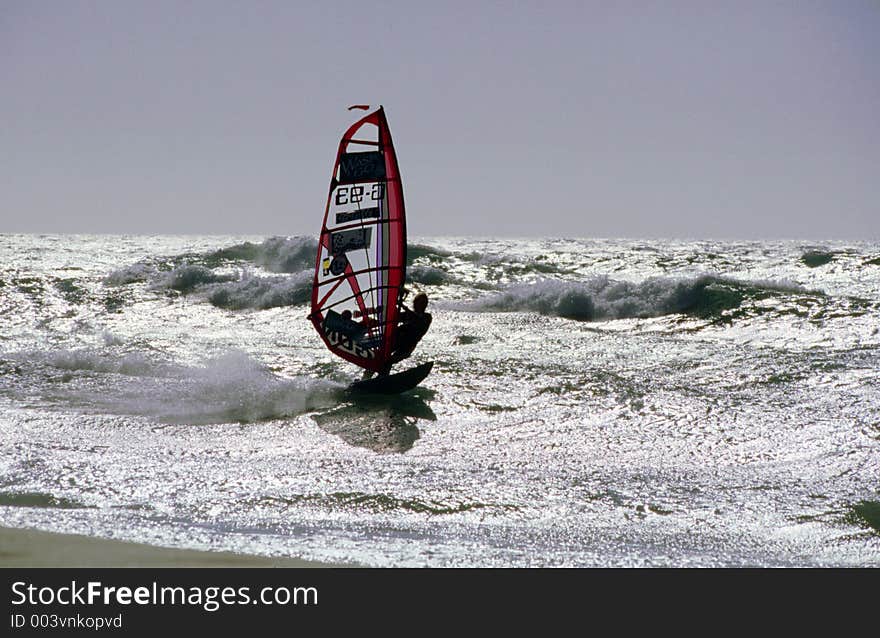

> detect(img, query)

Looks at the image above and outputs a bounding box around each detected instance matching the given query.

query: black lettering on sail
[339,152,386,182]
[330,227,372,254]
[336,207,381,225]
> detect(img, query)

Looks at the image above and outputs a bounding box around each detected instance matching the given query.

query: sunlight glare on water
[0,234,878,566]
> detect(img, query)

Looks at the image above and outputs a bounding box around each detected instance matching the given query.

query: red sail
[310,107,407,372]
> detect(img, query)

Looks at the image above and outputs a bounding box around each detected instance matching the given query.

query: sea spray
[41,349,170,377]
[127,350,341,424]
[10,347,342,424]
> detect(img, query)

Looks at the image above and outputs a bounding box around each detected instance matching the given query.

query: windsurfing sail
[310,106,407,373]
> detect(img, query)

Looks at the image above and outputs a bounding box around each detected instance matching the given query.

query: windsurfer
[363,292,432,378]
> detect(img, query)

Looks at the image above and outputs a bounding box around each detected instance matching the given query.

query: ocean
[1,234,878,566]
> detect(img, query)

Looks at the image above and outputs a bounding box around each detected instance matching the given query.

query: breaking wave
[204,236,316,273]
[457,275,821,321]
[408,243,453,263]
[151,265,237,293]
[104,261,154,286]
[801,249,835,268]
[408,265,452,286]
[207,271,312,310]
[103,236,317,307]
[105,236,317,290]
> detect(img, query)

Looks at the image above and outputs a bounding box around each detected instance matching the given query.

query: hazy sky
[2,1,878,239]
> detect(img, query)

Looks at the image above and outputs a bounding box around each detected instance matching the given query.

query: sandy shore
[0,526,341,568]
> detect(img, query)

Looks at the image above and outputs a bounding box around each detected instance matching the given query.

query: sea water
[1,234,878,566]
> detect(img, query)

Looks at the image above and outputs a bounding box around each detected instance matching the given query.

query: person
[363,292,432,379]
[386,292,432,369]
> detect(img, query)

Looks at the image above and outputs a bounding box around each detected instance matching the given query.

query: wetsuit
[380,305,432,374]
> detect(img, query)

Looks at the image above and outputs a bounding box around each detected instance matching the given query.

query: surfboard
[309,106,432,393]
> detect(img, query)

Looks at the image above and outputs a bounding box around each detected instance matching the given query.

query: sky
[1,0,878,239]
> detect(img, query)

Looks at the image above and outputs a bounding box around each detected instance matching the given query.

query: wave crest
[151,265,236,292]
[409,265,452,286]
[408,243,453,263]
[459,275,820,321]
[801,249,835,268]
[207,236,316,273]
[208,271,312,310]
[104,261,154,286]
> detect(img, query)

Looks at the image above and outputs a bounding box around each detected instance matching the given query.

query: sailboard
[348,361,434,395]
[310,106,430,392]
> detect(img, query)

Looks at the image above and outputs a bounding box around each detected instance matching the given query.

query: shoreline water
[0,526,343,568]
